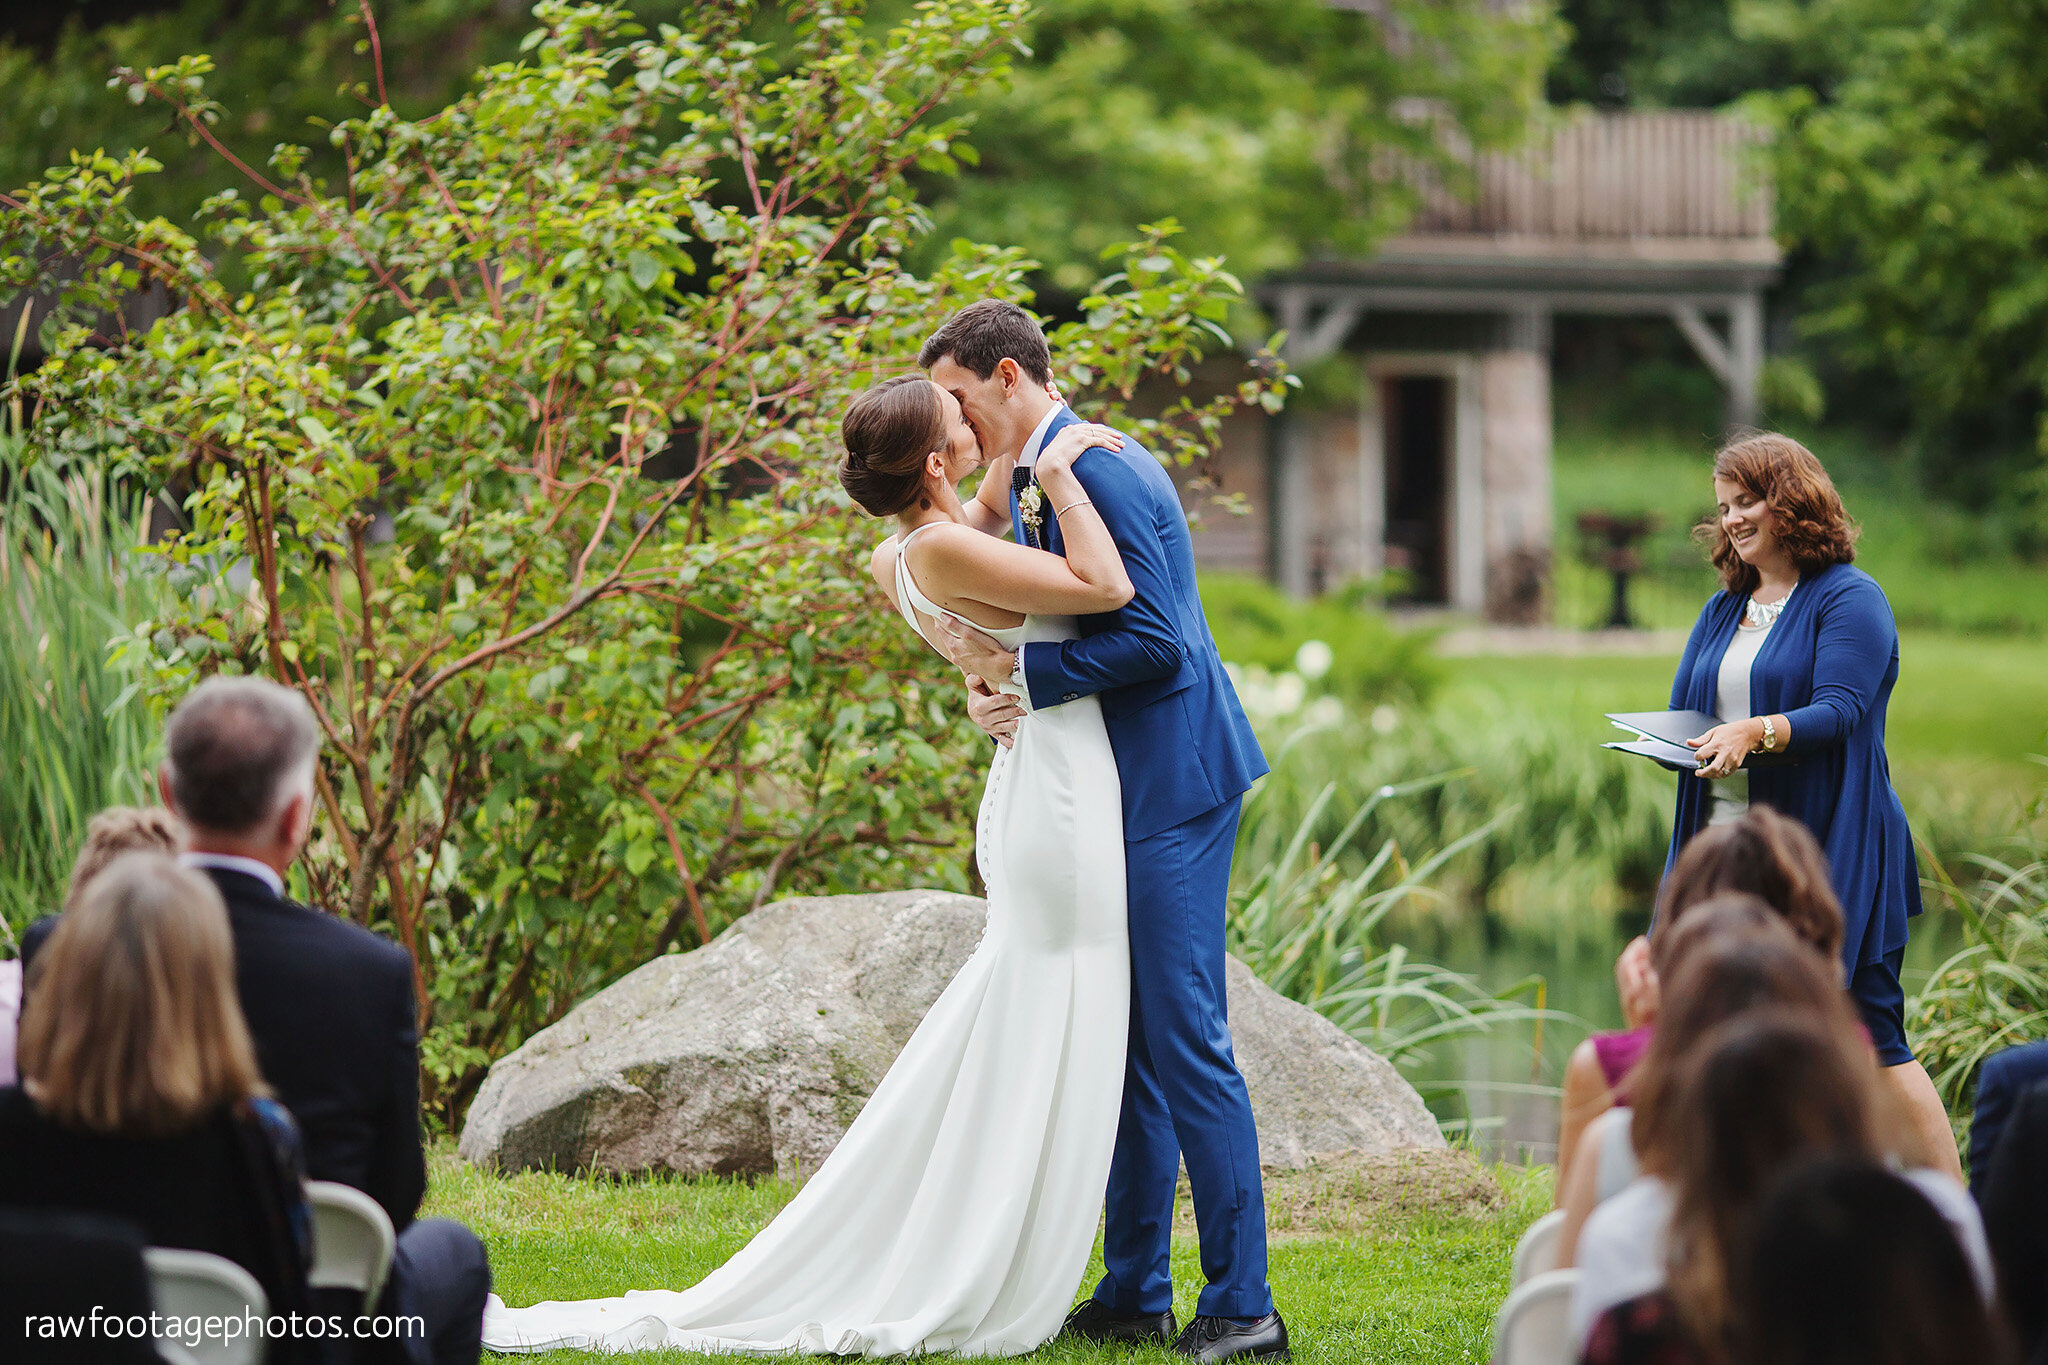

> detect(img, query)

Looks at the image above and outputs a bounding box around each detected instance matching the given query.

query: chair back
[305,1181,396,1308]
[1491,1267,1580,1365]
[1595,1107,1641,1202]
[145,1247,269,1365]
[1510,1209,1566,1286]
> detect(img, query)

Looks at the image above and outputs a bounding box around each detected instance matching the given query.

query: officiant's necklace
[1743,579,1797,629]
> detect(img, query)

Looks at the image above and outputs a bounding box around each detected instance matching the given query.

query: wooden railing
[1403,111,1772,241]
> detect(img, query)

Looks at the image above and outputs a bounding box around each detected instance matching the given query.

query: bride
[481,375,1137,1355]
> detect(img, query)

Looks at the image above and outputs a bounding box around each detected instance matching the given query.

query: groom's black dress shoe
[1061,1300,1177,1345]
[1169,1312,1290,1363]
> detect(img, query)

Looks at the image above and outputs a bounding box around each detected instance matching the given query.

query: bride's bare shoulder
[868,535,900,596]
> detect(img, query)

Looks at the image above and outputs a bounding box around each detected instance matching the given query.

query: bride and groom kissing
[483,301,1289,1362]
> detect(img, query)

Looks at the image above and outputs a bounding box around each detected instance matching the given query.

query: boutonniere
[1019,482,1044,538]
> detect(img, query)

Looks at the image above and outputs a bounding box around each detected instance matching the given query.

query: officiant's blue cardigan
[1665,561,1922,976]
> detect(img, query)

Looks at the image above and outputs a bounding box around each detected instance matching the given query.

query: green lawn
[1444,630,2048,808]
[429,1154,1552,1364]
[1550,422,2048,638]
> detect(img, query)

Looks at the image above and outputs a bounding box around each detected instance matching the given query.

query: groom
[920,301,1286,1363]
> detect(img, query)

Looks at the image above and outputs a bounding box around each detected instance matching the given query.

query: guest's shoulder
[242,1094,306,1164]
[1584,1174,1671,1244]
[1983,1038,2048,1093]
[265,895,414,980]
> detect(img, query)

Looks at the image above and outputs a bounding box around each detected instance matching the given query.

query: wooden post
[1727,292,1763,431]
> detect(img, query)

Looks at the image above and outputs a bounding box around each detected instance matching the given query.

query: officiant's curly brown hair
[1694,433,1860,596]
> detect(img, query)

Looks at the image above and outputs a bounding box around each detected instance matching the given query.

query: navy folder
[1602,709,1796,772]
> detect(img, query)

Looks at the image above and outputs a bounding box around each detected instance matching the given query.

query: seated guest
[0,854,313,1325]
[1572,1010,1990,1362]
[0,1209,160,1365]
[1557,808,1844,1183]
[1972,1038,2048,1201]
[1556,896,1816,1262]
[1737,1158,2014,1365]
[7,805,184,1083]
[132,676,486,1365]
[61,805,187,913]
[1982,1076,2048,1364]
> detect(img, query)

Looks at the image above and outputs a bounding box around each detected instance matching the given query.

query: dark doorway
[1382,375,1450,604]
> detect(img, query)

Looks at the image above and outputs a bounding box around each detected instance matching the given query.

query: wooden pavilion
[1187,110,1782,621]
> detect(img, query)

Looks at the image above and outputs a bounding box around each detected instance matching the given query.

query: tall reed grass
[1240,698,1674,947]
[0,436,160,940]
[1230,756,1567,1129]
[1908,780,2048,1133]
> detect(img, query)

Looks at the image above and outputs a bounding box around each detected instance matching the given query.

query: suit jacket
[1013,407,1267,840]
[1972,1039,2048,1202]
[22,869,428,1231]
[1982,1074,2048,1364]
[1663,563,1921,972]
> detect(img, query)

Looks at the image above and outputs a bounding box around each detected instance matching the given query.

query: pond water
[1420,904,1967,1164]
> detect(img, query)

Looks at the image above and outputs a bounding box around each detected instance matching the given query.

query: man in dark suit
[93,677,488,1365]
[1972,1038,2048,1201]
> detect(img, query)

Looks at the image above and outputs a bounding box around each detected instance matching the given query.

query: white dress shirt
[181,850,286,898]
[1015,403,1064,471]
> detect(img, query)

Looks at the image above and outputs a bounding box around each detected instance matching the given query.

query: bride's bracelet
[1053,497,1092,519]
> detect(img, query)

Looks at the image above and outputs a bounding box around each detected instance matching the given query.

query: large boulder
[459,890,1443,1179]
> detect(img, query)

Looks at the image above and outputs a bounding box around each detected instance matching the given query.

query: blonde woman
[0,853,313,1326]
[5,805,185,1084]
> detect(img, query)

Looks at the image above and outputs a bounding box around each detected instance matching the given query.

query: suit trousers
[1092,796,1271,1321]
[381,1218,491,1365]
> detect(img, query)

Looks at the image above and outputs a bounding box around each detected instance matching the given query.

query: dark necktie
[1011,463,1036,548]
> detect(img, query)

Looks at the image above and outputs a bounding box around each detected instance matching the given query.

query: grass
[1910,806,2048,1137]
[1230,770,1563,1121]
[1549,419,2048,638]
[1441,632,2048,804]
[428,1151,1553,1364]
[0,434,162,938]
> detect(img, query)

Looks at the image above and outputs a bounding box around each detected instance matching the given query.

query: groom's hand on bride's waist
[966,674,1025,749]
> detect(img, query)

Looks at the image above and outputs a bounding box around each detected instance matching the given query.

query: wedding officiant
[1664,431,1959,1180]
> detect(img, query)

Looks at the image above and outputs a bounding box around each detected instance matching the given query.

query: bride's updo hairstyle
[840,376,947,518]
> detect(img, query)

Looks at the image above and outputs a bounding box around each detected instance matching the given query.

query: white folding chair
[1491,1267,1580,1365]
[1594,1107,1641,1203]
[1511,1208,1567,1286]
[145,1247,268,1365]
[306,1180,397,1309]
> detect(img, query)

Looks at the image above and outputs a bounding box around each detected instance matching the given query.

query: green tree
[1,0,1284,1117]
[1750,0,2048,508]
[0,0,1557,305]
[0,0,525,236]
[929,0,1560,292]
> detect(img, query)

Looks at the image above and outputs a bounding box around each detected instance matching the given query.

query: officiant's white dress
[481,526,1130,1356]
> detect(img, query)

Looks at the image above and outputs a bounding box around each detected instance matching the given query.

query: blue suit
[1013,407,1273,1319]
[1971,1039,2048,1202]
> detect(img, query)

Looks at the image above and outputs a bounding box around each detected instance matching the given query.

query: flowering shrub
[1,1,1285,1117]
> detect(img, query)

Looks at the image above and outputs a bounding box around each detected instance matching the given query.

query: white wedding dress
[481,524,1130,1356]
